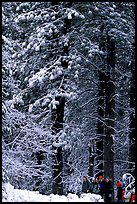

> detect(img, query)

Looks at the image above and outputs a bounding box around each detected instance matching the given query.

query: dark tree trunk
[52,96,65,195]
[104,35,115,197]
[96,72,105,178]
[88,140,95,177]
[63,18,71,35]
[51,2,72,194]
[96,27,106,178]
[32,150,44,192]
[129,43,135,177]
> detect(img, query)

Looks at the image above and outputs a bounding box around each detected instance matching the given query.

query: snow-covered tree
[2,2,135,196]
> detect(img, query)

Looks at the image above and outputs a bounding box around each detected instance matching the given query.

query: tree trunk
[96,27,106,178]
[52,3,72,194]
[52,96,65,195]
[88,140,95,177]
[129,43,135,177]
[34,150,44,193]
[96,72,105,178]
[104,35,115,196]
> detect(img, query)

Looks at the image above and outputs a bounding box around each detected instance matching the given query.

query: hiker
[115,181,123,202]
[98,175,106,199]
[130,187,135,202]
[82,176,91,193]
[91,177,100,194]
[104,177,113,202]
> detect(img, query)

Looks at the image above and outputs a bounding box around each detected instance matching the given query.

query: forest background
[2,2,135,196]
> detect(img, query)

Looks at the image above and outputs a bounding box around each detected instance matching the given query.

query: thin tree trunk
[129,43,135,177]
[104,35,115,197]
[34,150,44,193]
[88,140,95,177]
[95,71,105,178]
[95,25,105,178]
[52,96,65,195]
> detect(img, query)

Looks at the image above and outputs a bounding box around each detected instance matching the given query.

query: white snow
[3,182,104,202]
[28,104,33,113]
[49,74,54,81]
[52,140,67,148]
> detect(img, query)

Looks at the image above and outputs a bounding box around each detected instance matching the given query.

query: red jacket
[130,194,135,202]
[122,190,125,201]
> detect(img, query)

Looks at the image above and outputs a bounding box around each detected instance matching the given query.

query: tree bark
[95,25,105,178]
[52,3,72,194]
[104,35,115,197]
[88,140,95,177]
[129,43,135,177]
[96,74,105,178]
[52,96,65,195]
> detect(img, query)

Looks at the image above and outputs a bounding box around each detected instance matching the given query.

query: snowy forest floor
[2,182,104,202]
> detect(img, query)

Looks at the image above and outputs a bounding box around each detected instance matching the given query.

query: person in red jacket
[98,175,106,199]
[130,187,135,202]
[115,181,123,202]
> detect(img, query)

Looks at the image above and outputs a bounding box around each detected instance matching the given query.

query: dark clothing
[116,186,123,201]
[91,182,100,194]
[99,179,106,198]
[104,180,113,202]
[82,180,91,193]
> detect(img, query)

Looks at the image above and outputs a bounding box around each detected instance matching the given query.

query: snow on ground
[2,183,104,202]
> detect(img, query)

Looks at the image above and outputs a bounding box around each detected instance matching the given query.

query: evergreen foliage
[2,2,135,195]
